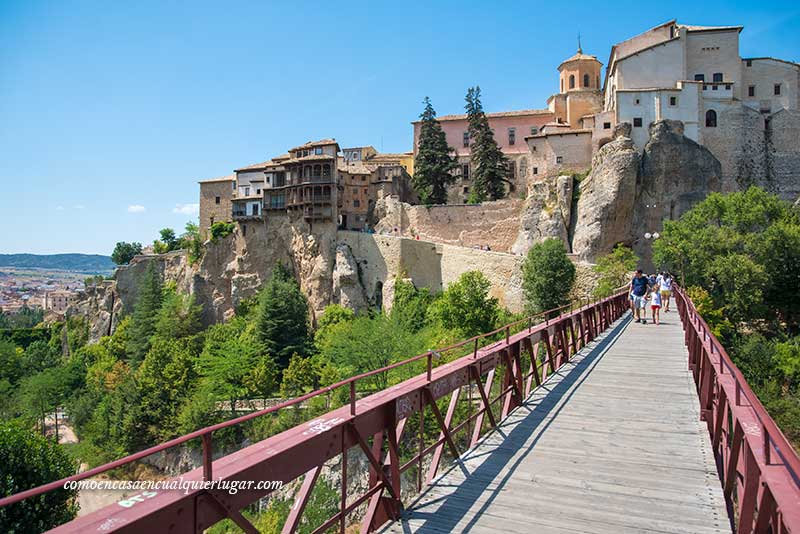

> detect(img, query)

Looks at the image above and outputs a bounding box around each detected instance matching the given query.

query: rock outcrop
[331,243,368,312]
[511,174,573,255]
[572,123,639,260]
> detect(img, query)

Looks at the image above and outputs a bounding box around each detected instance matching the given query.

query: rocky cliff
[572,120,722,266]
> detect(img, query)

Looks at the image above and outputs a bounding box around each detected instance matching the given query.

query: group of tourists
[628,270,673,325]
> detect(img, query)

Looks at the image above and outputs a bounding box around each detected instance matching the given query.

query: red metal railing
[675,286,800,533]
[0,291,629,533]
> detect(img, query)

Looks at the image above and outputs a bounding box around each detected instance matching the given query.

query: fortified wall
[338,231,525,313]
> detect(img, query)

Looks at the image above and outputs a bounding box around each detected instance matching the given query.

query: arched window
[569,75,575,89]
[322,163,331,177]
[583,73,589,87]
[304,166,311,178]
[561,79,564,92]
[705,109,717,127]
[313,164,321,177]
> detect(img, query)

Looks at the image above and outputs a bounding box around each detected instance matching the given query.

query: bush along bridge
[1,287,799,533]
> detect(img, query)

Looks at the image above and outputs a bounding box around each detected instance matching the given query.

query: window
[556,156,563,164]
[669,96,678,106]
[694,74,705,82]
[462,164,470,180]
[508,128,516,145]
[530,126,538,136]
[463,131,469,147]
[713,73,723,83]
[561,79,564,92]
[215,196,220,204]
[583,73,589,88]
[533,167,538,175]
[323,164,331,177]
[705,109,717,127]
[774,84,782,96]
[748,85,755,97]
[746,60,752,67]
[210,216,215,225]
[244,186,250,196]
[232,182,236,191]
[569,75,575,89]
[463,187,469,194]
[361,175,366,181]
[519,157,527,177]
[634,98,640,105]
[353,200,360,208]
[603,122,611,129]
[242,224,247,237]
[633,117,643,127]
[256,189,261,194]
[314,147,323,155]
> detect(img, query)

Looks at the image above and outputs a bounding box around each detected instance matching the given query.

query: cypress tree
[465,86,509,203]
[413,97,458,205]
[125,263,163,365]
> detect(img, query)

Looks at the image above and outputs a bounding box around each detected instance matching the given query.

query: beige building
[198,175,235,239]
[44,290,77,314]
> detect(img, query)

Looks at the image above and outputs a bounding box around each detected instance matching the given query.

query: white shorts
[632,295,647,309]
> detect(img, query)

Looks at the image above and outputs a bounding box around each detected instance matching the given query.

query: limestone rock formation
[572,123,639,260]
[631,120,721,262]
[511,174,573,255]
[331,243,367,312]
[69,281,122,343]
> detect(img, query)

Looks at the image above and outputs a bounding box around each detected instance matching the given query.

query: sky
[1,1,799,255]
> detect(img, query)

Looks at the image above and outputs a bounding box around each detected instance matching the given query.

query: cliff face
[572,120,722,266]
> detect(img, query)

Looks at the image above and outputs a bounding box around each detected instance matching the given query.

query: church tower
[549,37,604,127]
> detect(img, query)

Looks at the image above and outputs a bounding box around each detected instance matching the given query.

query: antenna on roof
[577,32,582,54]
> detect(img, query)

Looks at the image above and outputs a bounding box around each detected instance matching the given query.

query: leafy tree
[210,221,236,242]
[314,304,355,348]
[465,86,508,203]
[125,263,163,365]
[135,338,197,443]
[522,238,576,315]
[198,319,268,415]
[279,354,318,398]
[653,187,800,331]
[160,228,178,250]
[0,421,78,532]
[153,290,203,339]
[111,241,143,265]
[392,277,434,332]
[317,314,422,391]
[685,286,733,340]
[256,269,310,368]
[593,245,639,298]
[22,340,61,376]
[428,271,499,338]
[0,339,24,386]
[17,369,61,435]
[180,221,204,263]
[413,97,458,204]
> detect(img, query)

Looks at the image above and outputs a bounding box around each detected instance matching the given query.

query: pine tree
[413,97,458,205]
[125,263,163,365]
[465,86,509,203]
[256,268,310,369]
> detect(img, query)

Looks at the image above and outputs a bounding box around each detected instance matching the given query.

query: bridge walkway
[382,312,731,534]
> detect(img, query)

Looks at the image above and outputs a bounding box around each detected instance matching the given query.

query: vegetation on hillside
[654,187,800,448]
[522,238,576,315]
[592,244,639,298]
[0,253,115,273]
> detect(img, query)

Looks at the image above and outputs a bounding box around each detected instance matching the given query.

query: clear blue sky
[1,1,798,255]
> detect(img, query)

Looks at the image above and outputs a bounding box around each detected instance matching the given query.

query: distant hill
[0,253,115,273]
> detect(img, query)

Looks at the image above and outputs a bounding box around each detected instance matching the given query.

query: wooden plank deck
[381,312,731,534]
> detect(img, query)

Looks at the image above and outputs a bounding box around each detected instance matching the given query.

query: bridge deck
[382,313,731,534]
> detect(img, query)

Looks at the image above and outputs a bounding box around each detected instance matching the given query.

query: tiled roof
[414,108,552,123]
[560,51,601,65]
[338,162,378,174]
[234,161,272,172]
[198,174,236,184]
[283,153,336,164]
[680,24,742,33]
[289,139,338,152]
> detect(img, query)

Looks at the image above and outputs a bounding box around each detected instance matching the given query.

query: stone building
[198,174,235,239]
[44,290,77,314]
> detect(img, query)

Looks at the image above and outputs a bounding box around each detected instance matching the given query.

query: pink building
[412,109,554,203]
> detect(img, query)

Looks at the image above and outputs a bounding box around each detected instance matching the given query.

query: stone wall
[337,231,525,313]
[199,178,234,240]
[768,109,800,201]
[372,197,525,253]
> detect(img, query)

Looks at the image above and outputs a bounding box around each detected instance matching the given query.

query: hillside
[0,253,115,273]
